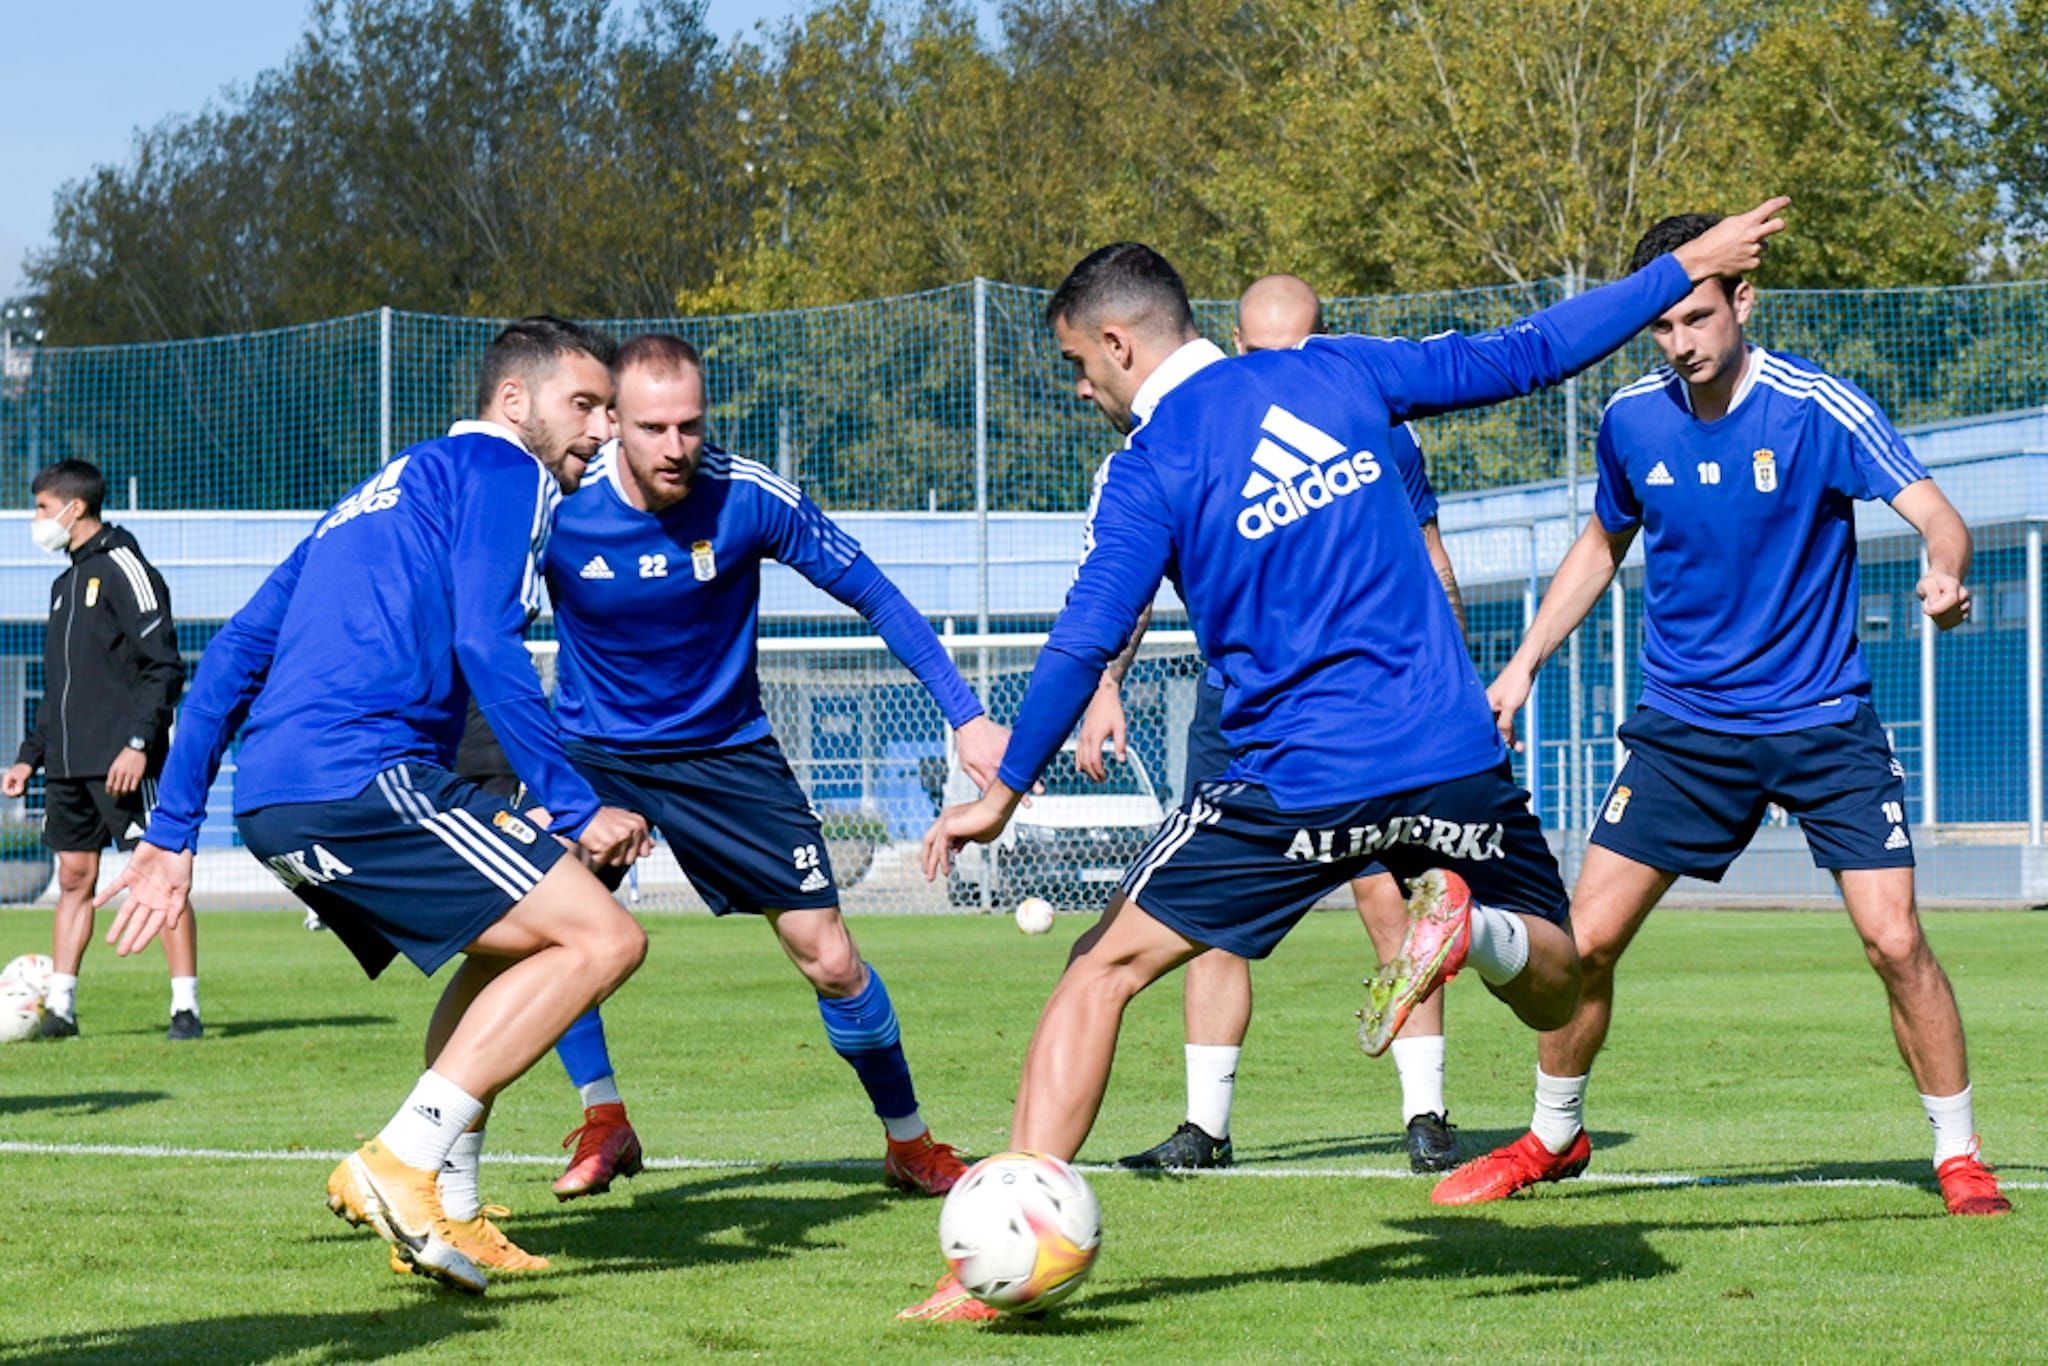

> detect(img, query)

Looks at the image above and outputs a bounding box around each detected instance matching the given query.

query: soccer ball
[938,1151,1101,1313]
[1013,896,1055,935]
[1,953,54,999]
[0,979,42,1043]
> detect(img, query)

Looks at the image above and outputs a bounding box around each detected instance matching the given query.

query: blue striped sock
[817,966,918,1122]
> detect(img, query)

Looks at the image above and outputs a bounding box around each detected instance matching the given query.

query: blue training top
[145,421,603,850]
[547,442,983,753]
[1595,346,1929,734]
[998,252,1697,809]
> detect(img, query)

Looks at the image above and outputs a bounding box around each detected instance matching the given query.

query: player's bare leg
[1835,867,2007,1212]
[1119,946,1247,1170]
[330,857,645,1290]
[355,956,554,1276]
[1433,846,1670,1205]
[1012,896,1205,1160]
[430,860,647,1096]
[41,850,99,1034]
[769,905,967,1195]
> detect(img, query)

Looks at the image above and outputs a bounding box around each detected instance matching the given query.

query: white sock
[1921,1085,1977,1167]
[1390,1034,1447,1122]
[377,1070,485,1172]
[439,1128,485,1221]
[579,1075,622,1108]
[170,976,199,1017]
[882,1109,928,1143]
[1185,1044,1240,1139]
[1531,1068,1587,1154]
[1466,906,1530,986]
[46,973,77,1018]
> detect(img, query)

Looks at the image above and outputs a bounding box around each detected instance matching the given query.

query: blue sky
[0,0,828,299]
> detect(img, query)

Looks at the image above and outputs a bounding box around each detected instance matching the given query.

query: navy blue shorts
[566,736,838,916]
[1181,675,1233,808]
[1121,762,1569,960]
[238,763,565,979]
[1591,705,1914,880]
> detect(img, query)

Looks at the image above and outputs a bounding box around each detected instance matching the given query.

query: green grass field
[2,906,2044,1362]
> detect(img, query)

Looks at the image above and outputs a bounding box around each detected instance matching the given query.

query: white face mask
[29,502,76,554]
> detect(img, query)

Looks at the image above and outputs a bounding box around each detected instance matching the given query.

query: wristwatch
[127,737,147,752]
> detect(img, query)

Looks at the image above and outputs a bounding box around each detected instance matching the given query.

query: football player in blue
[537,333,1008,1202]
[98,318,657,1293]
[1091,273,1467,1175]
[901,203,1790,1321]
[1433,214,2009,1216]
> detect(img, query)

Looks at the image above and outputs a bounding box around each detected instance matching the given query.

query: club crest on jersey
[1605,785,1632,824]
[491,810,538,845]
[85,577,100,607]
[1752,448,1778,493]
[318,455,411,538]
[691,539,717,581]
[1235,405,1383,541]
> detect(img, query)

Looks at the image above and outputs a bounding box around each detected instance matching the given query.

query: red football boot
[1430,1129,1591,1206]
[553,1103,644,1201]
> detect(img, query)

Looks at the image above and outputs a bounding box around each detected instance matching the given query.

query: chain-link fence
[0,276,2043,908]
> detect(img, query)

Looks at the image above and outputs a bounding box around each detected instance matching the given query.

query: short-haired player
[532,333,1007,1202]
[101,317,658,1291]
[1088,272,1468,1174]
[903,203,1791,1321]
[1430,215,2008,1215]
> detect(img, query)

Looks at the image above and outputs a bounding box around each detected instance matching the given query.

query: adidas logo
[798,868,830,893]
[413,1104,443,1125]
[1884,826,1910,851]
[1235,405,1386,541]
[1646,461,1675,487]
[579,556,615,580]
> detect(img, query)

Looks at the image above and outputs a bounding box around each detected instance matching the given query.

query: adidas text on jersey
[1236,405,1383,541]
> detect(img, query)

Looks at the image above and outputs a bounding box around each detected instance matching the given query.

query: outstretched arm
[1354,199,1790,421]
[824,554,1007,789]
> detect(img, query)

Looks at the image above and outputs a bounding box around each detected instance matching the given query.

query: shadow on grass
[103,1013,397,1040]
[1039,1207,1926,1329]
[0,1295,546,1365]
[0,1089,170,1117]
[1206,1129,1638,1167]
[513,1163,902,1275]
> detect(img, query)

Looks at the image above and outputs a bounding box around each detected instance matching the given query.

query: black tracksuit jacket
[15,524,186,780]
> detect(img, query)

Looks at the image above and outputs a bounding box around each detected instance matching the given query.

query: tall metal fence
[1,276,2044,903]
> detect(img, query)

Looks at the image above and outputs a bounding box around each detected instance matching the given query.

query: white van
[944,741,1167,911]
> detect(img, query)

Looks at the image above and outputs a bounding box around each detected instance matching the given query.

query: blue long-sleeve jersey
[997,252,1695,809]
[144,422,603,850]
[547,442,982,752]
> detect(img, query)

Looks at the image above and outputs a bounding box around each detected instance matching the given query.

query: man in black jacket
[2,460,196,1040]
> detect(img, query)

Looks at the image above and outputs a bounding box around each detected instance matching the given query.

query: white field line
[3,1140,2043,1193]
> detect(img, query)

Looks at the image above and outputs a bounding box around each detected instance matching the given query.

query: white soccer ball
[1,953,54,1000]
[1013,896,1055,935]
[0,979,42,1043]
[938,1151,1101,1313]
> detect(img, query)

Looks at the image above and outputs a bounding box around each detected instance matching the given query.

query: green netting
[5,277,2042,512]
